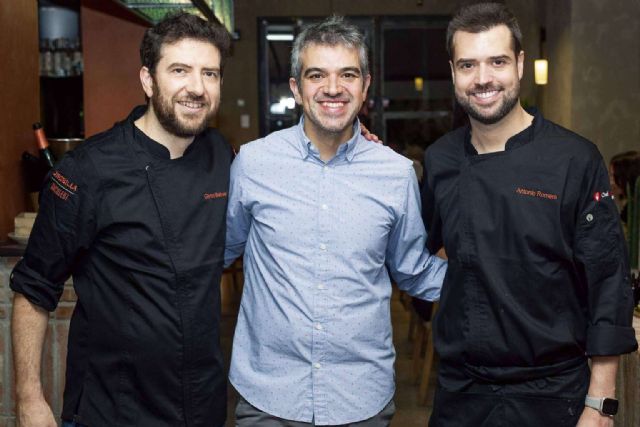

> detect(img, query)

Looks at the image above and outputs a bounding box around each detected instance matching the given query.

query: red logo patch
[593,191,612,202]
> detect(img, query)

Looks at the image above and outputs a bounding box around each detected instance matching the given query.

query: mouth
[177,100,208,112]
[317,99,350,114]
[468,88,501,104]
[473,90,499,99]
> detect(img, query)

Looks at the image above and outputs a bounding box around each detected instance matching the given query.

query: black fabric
[11,106,233,427]
[422,109,637,387]
[429,362,588,427]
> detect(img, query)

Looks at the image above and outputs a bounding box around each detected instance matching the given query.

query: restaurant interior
[0,0,639,426]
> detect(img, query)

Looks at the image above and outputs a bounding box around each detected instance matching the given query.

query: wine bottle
[33,122,56,168]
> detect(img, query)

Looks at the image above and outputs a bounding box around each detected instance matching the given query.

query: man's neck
[304,120,354,162]
[470,104,534,154]
[134,108,194,159]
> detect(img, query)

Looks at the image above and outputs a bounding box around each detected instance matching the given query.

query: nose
[476,63,493,86]
[323,74,343,96]
[186,73,205,96]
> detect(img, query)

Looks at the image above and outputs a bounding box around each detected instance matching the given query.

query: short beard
[150,80,214,138]
[456,83,520,125]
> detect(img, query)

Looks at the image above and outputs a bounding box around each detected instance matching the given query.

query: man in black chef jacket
[10,12,232,427]
[423,3,638,426]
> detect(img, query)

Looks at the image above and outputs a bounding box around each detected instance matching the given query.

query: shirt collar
[464,107,542,155]
[295,116,361,162]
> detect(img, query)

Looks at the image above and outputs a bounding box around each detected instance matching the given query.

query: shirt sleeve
[422,147,444,254]
[10,152,97,312]
[224,149,251,267]
[573,153,638,356]
[386,166,447,301]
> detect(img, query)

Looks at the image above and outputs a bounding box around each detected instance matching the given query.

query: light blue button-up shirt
[225,118,447,425]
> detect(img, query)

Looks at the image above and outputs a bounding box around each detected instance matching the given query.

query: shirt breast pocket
[575,200,621,272]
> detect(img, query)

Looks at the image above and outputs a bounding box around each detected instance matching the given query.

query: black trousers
[429,361,589,427]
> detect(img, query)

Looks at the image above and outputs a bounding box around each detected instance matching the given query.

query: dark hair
[611,150,640,199]
[140,12,231,76]
[291,15,369,87]
[446,2,522,59]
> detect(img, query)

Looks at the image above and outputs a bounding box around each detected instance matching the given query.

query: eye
[172,67,186,74]
[342,72,359,80]
[307,73,324,81]
[493,59,506,66]
[458,62,473,70]
[204,70,220,78]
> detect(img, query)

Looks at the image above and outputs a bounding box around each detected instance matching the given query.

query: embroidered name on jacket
[50,171,78,201]
[203,192,227,200]
[515,187,558,200]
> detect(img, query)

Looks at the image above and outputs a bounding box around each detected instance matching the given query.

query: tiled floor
[219,273,435,426]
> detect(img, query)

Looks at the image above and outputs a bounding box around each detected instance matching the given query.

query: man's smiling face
[289,42,370,143]
[450,24,523,125]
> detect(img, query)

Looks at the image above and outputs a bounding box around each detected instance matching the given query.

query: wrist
[16,385,45,403]
[584,395,618,416]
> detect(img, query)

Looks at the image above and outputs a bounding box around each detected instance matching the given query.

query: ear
[362,74,372,99]
[289,77,302,105]
[449,60,456,84]
[517,50,525,81]
[140,66,154,98]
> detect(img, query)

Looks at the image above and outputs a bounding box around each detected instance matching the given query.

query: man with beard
[423,3,637,426]
[11,12,232,427]
[224,16,446,426]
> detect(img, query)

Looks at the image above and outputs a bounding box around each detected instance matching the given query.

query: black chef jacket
[422,110,638,385]
[11,106,233,427]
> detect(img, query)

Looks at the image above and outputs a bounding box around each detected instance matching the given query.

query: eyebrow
[303,66,362,76]
[455,55,511,66]
[166,62,220,72]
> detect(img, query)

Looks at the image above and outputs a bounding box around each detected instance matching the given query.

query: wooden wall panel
[0,2,40,239]
[81,0,149,137]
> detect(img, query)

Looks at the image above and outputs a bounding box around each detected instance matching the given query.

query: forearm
[587,356,619,397]
[11,292,49,401]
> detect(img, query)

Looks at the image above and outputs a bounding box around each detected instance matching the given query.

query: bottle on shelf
[32,122,56,168]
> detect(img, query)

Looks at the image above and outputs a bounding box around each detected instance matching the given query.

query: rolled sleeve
[574,155,638,355]
[386,166,447,301]
[10,153,96,312]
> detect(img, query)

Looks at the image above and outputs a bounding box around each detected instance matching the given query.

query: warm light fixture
[414,77,424,92]
[534,59,548,85]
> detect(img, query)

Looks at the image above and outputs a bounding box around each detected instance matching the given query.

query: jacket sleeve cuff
[9,259,62,312]
[586,324,639,356]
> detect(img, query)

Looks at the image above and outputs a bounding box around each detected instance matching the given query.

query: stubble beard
[456,82,520,125]
[150,85,216,138]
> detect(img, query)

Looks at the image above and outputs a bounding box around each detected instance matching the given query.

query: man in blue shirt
[225,16,446,426]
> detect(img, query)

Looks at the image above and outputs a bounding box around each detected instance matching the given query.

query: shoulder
[355,137,414,173]
[536,118,603,164]
[201,127,235,159]
[424,126,467,169]
[237,126,300,159]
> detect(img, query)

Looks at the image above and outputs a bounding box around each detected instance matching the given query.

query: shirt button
[319,243,327,250]
[315,323,323,330]
[586,213,594,222]
[314,363,322,369]
[321,204,328,210]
